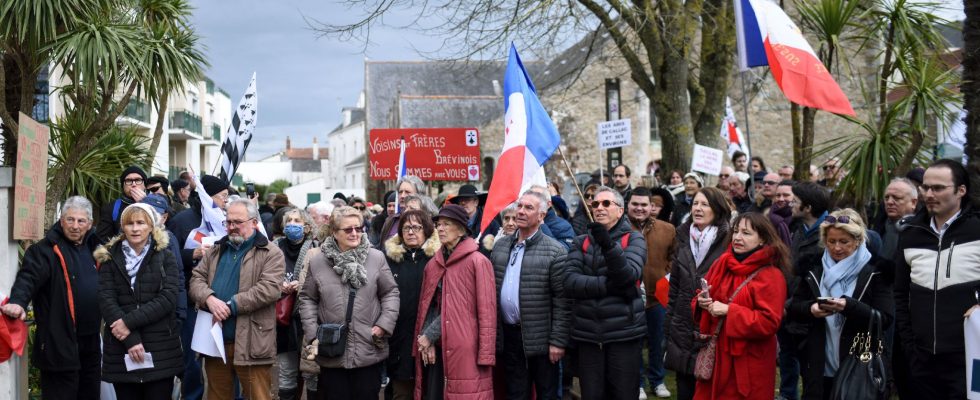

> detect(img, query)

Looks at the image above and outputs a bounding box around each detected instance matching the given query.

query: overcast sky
[189,0,965,160]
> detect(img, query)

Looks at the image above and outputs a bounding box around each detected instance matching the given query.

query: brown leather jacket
[632,217,677,308]
[189,233,285,365]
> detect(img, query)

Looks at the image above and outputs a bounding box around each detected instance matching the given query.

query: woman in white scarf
[787,208,893,400]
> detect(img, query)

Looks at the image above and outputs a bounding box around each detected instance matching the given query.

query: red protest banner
[369,128,481,181]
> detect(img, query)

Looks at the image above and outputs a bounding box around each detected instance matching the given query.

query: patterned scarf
[320,235,369,289]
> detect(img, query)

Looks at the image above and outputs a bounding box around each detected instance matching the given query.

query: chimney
[286,136,291,150]
[312,137,319,160]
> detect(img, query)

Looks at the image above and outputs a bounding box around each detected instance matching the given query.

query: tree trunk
[964,0,980,208]
[791,103,805,180]
[800,106,816,178]
[147,91,170,170]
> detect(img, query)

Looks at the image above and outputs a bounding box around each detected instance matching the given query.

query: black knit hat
[200,175,229,197]
[119,166,147,186]
[171,179,189,193]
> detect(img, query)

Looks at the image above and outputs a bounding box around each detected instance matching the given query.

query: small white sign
[597,119,632,150]
[467,165,480,181]
[465,130,479,147]
[691,144,724,176]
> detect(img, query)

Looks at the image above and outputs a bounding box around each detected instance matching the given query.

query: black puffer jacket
[664,220,730,374]
[491,231,571,356]
[95,230,183,383]
[383,234,440,381]
[564,216,647,344]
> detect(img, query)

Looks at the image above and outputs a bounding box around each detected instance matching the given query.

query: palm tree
[964,0,980,207]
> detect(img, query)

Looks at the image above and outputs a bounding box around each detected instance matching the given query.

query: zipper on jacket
[933,233,942,353]
[946,241,956,279]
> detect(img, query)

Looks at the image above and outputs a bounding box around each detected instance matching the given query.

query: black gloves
[587,222,614,250]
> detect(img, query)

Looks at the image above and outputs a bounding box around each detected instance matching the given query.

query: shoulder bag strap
[344,287,357,324]
[710,268,764,335]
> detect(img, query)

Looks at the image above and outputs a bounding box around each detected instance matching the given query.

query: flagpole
[739,70,756,201]
[557,146,594,223]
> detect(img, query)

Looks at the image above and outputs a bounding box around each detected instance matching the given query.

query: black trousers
[318,362,383,400]
[502,324,559,400]
[40,333,101,400]
[575,339,642,400]
[674,371,697,400]
[910,350,966,399]
[113,378,175,400]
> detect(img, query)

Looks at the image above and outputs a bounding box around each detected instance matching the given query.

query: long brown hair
[729,212,792,275]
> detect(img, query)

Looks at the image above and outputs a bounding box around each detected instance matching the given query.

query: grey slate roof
[398,96,501,129]
[291,159,322,173]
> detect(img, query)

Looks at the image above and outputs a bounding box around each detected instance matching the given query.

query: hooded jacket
[95,229,184,383]
[10,223,101,371]
[564,216,647,344]
[894,206,980,355]
[413,237,497,399]
[383,233,440,380]
[664,220,730,374]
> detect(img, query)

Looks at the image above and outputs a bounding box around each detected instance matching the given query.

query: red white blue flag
[720,98,748,157]
[735,0,855,116]
[394,137,407,213]
[480,44,561,235]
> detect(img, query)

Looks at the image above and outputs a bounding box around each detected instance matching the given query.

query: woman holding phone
[787,209,893,400]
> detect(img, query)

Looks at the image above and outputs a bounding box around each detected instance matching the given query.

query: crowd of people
[2,152,978,400]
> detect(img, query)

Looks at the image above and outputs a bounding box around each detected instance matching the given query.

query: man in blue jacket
[528,185,575,249]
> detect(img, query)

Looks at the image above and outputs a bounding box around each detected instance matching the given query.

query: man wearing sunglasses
[893,159,980,399]
[565,186,647,400]
[189,198,285,400]
[96,165,148,243]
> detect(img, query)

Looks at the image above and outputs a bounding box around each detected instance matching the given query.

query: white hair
[62,196,94,220]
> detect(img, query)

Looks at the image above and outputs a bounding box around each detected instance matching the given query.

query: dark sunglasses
[339,226,364,234]
[353,205,366,211]
[823,215,851,225]
[762,180,779,186]
[590,199,620,209]
[822,165,837,171]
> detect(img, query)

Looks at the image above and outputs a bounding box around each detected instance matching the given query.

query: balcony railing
[170,110,202,134]
[207,123,221,141]
[168,166,183,181]
[125,99,151,123]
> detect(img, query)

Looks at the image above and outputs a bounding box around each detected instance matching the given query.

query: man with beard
[189,198,284,400]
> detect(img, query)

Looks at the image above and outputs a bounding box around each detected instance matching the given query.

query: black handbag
[316,287,357,358]
[829,310,887,400]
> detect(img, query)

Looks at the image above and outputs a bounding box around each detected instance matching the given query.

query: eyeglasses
[822,215,851,225]
[719,174,730,179]
[822,165,837,171]
[584,194,595,200]
[146,185,162,192]
[339,226,364,234]
[123,178,144,186]
[762,180,779,186]
[213,193,229,201]
[591,199,620,209]
[403,225,423,233]
[919,184,952,193]
[353,205,366,211]
[223,218,255,228]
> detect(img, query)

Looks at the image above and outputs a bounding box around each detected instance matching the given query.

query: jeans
[910,350,966,399]
[277,351,299,390]
[181,307,204,400]
[776,327,801,400]
[643,304,667,389]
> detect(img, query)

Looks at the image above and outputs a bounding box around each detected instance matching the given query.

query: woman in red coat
[414,205,497,399]
[693,212,789,400]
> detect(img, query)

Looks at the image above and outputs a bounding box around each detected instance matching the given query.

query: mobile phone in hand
[245,182,255,199]
[699,278,710,298]
[817,297,833,305]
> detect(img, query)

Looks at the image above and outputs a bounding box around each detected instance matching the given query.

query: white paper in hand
[124,352,154,371]
[191,311,226,362]
[965,313,980,399]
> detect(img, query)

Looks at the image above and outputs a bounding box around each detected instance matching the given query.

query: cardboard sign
[691,144,724,176]
[369,128,481,181]
[14,112,50,240]
[597,119,632,150]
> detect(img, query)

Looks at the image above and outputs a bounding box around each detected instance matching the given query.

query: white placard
[191,311,226,362]
[966,312,980,399]
[597,119,632,150]
[691,144,724,176]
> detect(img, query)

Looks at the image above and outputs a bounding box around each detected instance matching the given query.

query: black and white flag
[218,72,258,184]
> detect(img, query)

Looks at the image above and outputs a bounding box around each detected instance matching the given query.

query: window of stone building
[649,106,660,141]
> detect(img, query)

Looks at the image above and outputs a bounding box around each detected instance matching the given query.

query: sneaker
[639,388,648,400]
[654,383,671,398]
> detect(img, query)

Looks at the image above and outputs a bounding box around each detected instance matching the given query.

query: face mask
[284,224,305,242]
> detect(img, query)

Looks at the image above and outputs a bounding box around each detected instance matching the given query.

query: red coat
[414,237,497,399]
[692,246,786,400]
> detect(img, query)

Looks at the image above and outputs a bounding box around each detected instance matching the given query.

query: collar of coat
[384,234,441,262]
[433,236,479,267]
[93,227,170,264]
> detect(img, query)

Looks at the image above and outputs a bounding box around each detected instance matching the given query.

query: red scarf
[703,245,775,305]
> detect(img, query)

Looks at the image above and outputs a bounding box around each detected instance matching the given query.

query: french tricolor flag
[480,44,561,235]
[735,0,855,116]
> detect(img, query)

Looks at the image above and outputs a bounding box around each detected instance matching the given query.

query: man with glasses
[754,172,780,215]
[190,198,284,400]
[96,165,147,243]
[817,157,843,189]
[490,190,570,400]
[3,197,103,400]
[145,175,169,196]
[716,166,734,191]
[565,186,647,400]
[894,159,980,399]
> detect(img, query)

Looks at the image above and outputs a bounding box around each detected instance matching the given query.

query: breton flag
[480,44,561,235]
[218,73,258,184]
[183,166,227,250]
[720,97,748,157]
[394,137,407,213]
[735,0,855,116]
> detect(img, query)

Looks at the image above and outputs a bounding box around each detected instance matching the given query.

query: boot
[278,388,296,400]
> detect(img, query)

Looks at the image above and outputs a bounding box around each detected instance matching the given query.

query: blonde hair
[819,208,867,246]
[329,206,364,234]
[121,203,158,227]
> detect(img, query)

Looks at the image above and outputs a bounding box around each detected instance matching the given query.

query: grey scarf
[321,236,369,289]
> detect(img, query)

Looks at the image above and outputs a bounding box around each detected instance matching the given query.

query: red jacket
[414,237,497,399]
[693,246,786,400]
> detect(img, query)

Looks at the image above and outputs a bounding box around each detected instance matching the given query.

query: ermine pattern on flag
[219,73,258,183]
